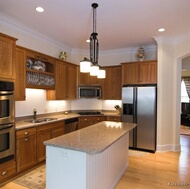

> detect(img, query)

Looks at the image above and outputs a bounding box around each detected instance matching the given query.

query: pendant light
[80,57,91,73]
[80,3,106,79]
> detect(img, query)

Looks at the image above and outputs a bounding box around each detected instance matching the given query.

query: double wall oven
[0,81,15,163]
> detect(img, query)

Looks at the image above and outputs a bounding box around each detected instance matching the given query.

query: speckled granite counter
[44,121,136,153]
[45,121,136,189]
[15,112,121,130]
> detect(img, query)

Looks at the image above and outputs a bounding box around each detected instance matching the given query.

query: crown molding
[0,13,72,52]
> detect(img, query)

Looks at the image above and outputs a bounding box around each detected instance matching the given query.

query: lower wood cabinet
[107,116,121,122]
[36,121,65,162]
[0,160,16,183]
[78,116,107,129]
[16,127,36,172]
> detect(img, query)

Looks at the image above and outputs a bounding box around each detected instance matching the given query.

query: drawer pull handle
[2,171,7,176]
[24,132,29,135]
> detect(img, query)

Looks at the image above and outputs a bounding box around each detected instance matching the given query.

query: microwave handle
[0,123,14,130]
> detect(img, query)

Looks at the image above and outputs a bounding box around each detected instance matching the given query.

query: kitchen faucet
[33,109,37,120]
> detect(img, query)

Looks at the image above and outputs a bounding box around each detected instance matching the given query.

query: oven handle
[0,91,13,95]
[0,123,13,130]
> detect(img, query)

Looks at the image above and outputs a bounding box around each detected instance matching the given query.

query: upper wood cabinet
[15,46,26,101]
[0,33,17,80]
[122,60,157,85]
[101,66,122,100]
[25,50,55,90]
[78,67,100,86]
[47,61,77,100]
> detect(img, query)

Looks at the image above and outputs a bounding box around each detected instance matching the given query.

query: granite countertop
[44,121,136,154]
[15,112,121,130]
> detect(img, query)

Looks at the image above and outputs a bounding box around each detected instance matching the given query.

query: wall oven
[0,81,15,163]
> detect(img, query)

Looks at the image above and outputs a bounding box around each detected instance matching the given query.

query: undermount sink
[25,118,58,123]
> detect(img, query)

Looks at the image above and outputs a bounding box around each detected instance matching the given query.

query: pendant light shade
[97,69,106,79]
[80,57,91,73]
[90,64,99,76]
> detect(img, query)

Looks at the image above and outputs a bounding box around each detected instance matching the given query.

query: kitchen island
[44,121,136,189]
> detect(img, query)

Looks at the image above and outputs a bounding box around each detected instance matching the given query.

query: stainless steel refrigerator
[122,85,157,152]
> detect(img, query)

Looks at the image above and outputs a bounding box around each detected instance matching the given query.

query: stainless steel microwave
[78,86,101,98]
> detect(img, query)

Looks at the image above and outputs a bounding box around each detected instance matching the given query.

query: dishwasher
[64,118,78,134]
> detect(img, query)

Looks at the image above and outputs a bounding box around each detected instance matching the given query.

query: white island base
[46,133,129,189]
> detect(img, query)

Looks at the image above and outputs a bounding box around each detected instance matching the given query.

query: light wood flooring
[1,135,190,189]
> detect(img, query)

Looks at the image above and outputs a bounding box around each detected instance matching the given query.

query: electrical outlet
[60,150,68,158]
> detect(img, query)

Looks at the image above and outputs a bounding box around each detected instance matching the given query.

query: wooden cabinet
[16,128,36,172]
[122,60,157,85]
[78,67,100,86]
[66,63,77,99]
[0,33,17,80]
[101,66,122,100]
[36,121,64,162]
[78,116,106,129]
[107,116,121,122]
[15,46,26,101]
[0,160,16,183]
[47,61,77,100]
[25,49,55,90]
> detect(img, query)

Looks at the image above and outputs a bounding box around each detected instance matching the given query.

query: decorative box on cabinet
[16,127,36,172]
[122,60,157,85]
[0,33,17,80]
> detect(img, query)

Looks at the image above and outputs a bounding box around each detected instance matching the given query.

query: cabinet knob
[97,118,100,121]
[25,138,29,141]
[2,171,7,176]
[24,132,29,135]
[84,119,87,121]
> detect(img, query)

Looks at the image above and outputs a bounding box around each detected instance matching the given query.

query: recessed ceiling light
[36,7,44,13]
[86,39,90,43]
[158,28,165,32]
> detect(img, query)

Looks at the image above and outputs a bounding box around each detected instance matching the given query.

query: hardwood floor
[1,135,190,189]
[116,135,190,189]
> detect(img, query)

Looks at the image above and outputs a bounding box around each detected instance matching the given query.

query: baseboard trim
[156,144,181,152]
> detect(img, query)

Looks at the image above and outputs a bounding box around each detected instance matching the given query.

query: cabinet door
[0,160,16,183]
[67,64,77,99]
[16,128,36,172]
[102,67,112,99]
[0,33,17,80]
[140,61,157,84]
[78,68,99,85]
[122,63,139,85]
[37,130,52,162]
[16,134,36,172]
[112,66,122,99]
[15,47,26,101]
[101,66,121,100]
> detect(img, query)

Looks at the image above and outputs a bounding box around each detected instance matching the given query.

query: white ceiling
[0,0,190,51]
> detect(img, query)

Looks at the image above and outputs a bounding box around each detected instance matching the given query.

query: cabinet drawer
[0,161,16,182]
[107,116,121,122]
[17,127,36,139]
[79,116,106,122]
